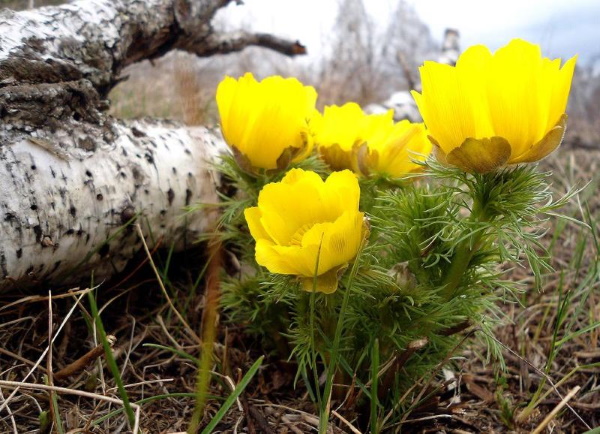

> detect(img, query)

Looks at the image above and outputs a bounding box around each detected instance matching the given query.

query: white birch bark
[0,0,305,291]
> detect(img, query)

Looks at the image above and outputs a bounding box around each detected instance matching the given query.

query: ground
[0,147,598,433]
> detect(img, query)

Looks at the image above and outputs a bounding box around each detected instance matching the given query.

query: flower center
[289,223,315,246]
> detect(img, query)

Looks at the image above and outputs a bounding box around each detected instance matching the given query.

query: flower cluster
[213,39,579,428]
[216,38,576,293]
[217,73,436,292]
[217,74,430,178]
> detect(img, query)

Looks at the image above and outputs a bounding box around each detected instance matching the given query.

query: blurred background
[3,0,600,145]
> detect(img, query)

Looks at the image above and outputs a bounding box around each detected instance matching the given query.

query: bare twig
[531,386,581,434]
[0,387,17,434]
[0,348,47,372]
[187,31,307,57]
[0,288,92,314]
[54,337,116,381]
[46,290,58,428]
[378,338,428,401]
[331,410,361,434]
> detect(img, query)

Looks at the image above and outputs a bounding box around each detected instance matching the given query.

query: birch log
[0,0,306,291]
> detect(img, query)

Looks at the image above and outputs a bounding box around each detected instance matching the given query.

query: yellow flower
[412,39,577,173]
[244,169,367,293]
[314,103,392,172]
[361,120,432,178]
[216,73,318,171]
[314,103,431,177]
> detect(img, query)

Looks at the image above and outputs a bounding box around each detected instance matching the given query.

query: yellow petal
[415,61,471,153]
[368,121,432,177]
[318,143,356,172]
[510,114,567,164]
[319,213,365,272]
[244,207,271,242]
[255,240,307,276]
[314,103,394,173]
[257,169,326,245]
[546,56,576,134]
[322,170,360,214]
[314,103,369,153]
[299,212,364,275]
[486,39,543,155]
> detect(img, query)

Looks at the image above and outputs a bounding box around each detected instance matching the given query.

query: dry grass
[109,52,222,126]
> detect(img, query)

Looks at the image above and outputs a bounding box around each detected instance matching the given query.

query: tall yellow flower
[314,103,430,177]
[244,169,367,293]
[412,39,577,173]
[217,73,318,171]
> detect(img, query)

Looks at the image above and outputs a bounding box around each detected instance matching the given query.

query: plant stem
[318,244,365,434]
[440,197,488,300]
[309,288,323,411]
[189,236,222,433]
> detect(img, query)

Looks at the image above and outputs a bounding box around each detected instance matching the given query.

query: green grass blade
[143,343,201,364]
[370,339,380,434]
[87,290,136,428]
[319,240,367,434]
[556,321,600,347]
[44,375,65,434]
[200,356,264,434]
[91,392,224,426]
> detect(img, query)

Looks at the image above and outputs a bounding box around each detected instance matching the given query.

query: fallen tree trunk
[0,0,305,291]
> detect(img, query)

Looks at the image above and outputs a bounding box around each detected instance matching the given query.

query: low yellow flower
[216,73,318,171]
[314,103,431,177]
[244,169,367,293]
[412,39,577,173]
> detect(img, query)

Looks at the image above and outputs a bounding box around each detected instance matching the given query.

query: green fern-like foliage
[214,154,577,428]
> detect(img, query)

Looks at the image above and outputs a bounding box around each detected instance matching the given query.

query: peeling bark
[0,0,305,291]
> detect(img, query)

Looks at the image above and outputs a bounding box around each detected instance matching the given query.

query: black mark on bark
[167,188,175,206]
[98,243,110,257]
[33,224,42,241]
[185,188,192,206]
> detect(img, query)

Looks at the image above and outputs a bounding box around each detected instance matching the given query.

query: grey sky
[412,0,599,63]
[219,0,597,64]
